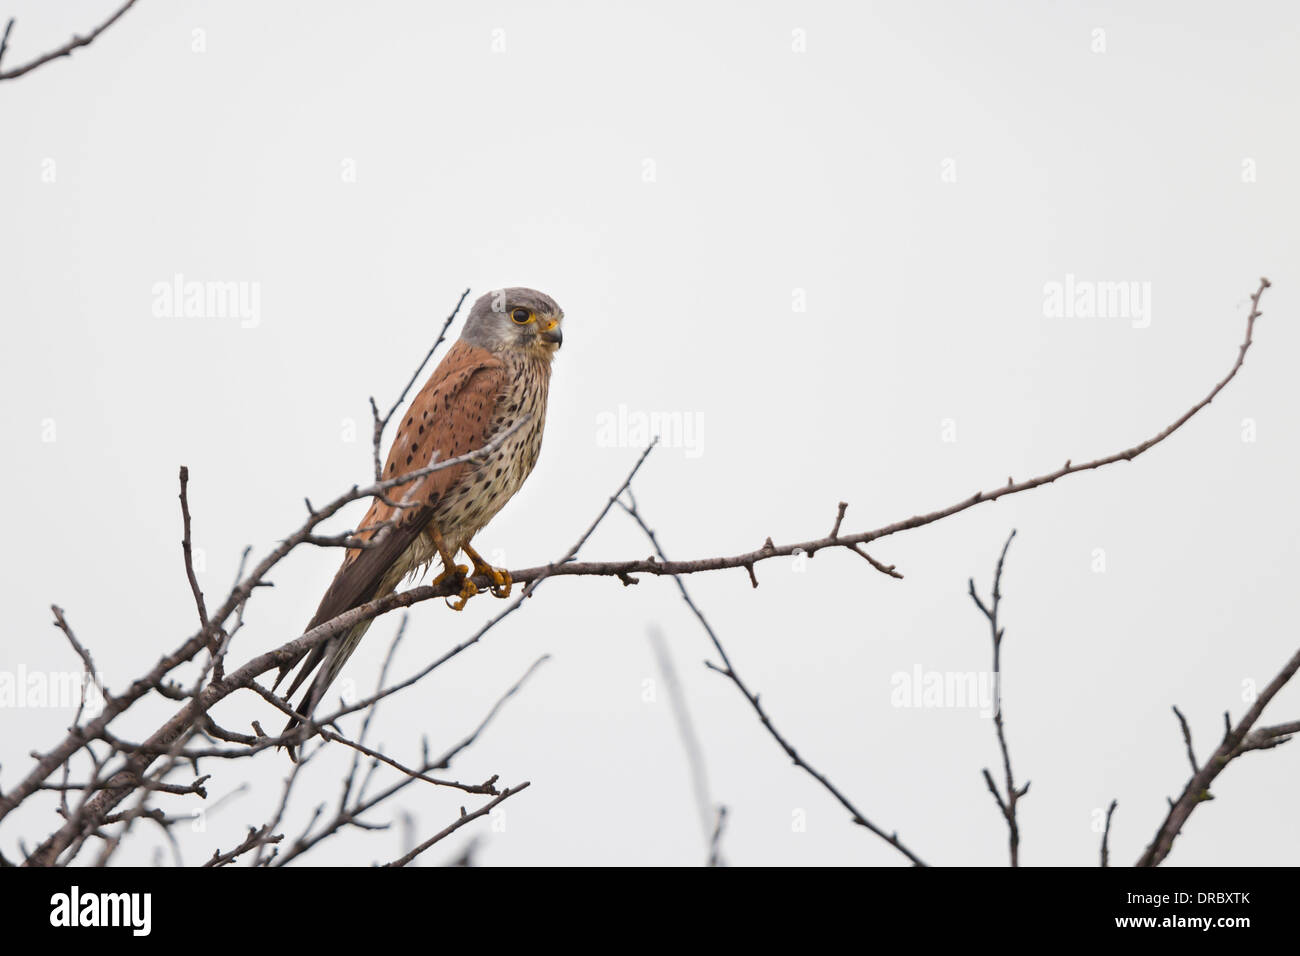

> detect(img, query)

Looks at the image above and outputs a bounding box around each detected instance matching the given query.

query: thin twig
[204,825,281,867]
[1100,799,1118,867]
[621,492,925,866]
[316,731,502,795]
[648,626,719,855]
[1137,641,1300,866]
[969,530,1028,867]
[369,288,470,480]
[1172,706,1199,773]
[0,0,140,81]
[0,19,14,70]
[272,655,549,866]
[708,806,728,868]
[381,783,530,867]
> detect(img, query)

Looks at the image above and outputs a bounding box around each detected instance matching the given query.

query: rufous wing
[274,341,507,699]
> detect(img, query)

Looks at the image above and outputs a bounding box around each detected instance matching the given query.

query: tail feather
[277,563,408,758]
[274,499,431,758]
[279,617,375,757]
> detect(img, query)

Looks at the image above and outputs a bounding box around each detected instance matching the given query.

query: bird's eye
[511,308,532,324]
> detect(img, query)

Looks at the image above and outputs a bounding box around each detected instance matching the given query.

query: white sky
[1,0,1298,866]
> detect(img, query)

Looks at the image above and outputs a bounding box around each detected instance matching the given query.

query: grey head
[461,287,564,355]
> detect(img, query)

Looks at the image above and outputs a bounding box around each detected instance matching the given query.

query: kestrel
[273,288,563,748]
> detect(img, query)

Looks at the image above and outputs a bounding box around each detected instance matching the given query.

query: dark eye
[511,308,531,324]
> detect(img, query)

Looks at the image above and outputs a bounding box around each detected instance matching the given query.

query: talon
[432,563,470,587]
[433,563,478,611]
[478,564,512,599]
[463,543,512,599]
[446,575,479,611]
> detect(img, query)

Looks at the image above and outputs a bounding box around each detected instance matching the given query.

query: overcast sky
[2,0,1298,866]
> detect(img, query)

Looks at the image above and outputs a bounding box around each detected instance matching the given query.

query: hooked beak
[539,319,563,348]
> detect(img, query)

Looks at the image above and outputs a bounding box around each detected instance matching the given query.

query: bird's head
[462,287,563,357]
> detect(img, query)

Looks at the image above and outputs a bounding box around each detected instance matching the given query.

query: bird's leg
[430,528,477,611]
[462,541,512,599]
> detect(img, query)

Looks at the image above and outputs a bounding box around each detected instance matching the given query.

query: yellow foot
[473,559,512,599]
[433,563,478,611]
[463,543,512,599]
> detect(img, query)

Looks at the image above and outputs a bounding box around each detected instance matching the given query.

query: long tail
[274,616,377,758]
[272,564,407,759]
[271,500,431,759]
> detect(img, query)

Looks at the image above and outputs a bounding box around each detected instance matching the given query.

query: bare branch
[1172,706,1199,774]
[178,467,220,680]
[273,655,549,866]
[1233,720,1300,755]
[49,605,101,731]
[316,730,503,796]
[621,493,926,866]
[487,278,1272,592]
[204,825,281,867]
[1137,641,1300,866]
[708,805,727,868]
[969,529,1028,866]
[0,0,140,81]
[1100,799,1118,867]
[648,626,720,857]
[369,289,470,479]
[381,783,530,867]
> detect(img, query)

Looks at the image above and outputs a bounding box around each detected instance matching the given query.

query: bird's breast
[426,353,552,550]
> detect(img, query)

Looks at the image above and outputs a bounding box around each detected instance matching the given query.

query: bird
[272,288,563,754]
